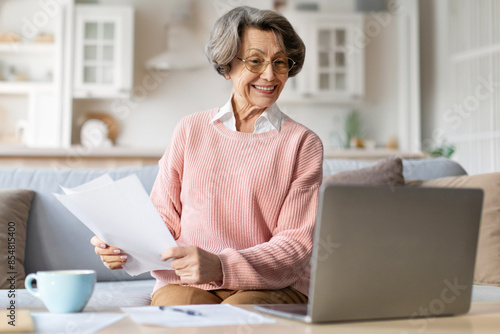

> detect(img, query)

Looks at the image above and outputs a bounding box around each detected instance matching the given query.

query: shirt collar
[210,98,285,133]
[257,103,283,132]
[210,99,237,131]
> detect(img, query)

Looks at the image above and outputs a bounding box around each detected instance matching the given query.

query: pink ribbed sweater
[150,109,323,296]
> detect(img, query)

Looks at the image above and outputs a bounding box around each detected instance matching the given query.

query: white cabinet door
[282,13,364,104]
[26,90,61,148]
[73,5,134,98]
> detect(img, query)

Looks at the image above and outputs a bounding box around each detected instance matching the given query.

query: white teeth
[254,85,275,91]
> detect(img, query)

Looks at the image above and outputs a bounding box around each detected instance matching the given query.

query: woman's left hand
[161,246,223,284]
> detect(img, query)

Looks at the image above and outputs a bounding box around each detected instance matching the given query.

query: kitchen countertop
[0,145,165,158]
[0,145,427,160]
[324,147,427,160]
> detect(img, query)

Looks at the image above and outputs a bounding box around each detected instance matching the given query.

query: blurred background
[0,0,498,174]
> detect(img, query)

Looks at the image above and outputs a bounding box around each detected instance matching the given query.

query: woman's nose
[260,62,276,81]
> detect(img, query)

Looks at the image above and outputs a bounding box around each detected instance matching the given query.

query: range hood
[145,23,206,71]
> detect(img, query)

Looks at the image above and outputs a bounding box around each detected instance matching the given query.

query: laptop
[255,185,483,323]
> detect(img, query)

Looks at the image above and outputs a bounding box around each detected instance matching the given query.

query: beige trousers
[151,284,308,305]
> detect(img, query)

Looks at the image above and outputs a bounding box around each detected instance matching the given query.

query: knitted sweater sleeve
[150,119,186,240]
[217,131,324,290]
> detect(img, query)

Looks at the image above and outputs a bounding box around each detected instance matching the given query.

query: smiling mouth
[253,85,276,92]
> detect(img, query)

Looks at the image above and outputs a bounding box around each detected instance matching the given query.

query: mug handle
[24,273,40,297]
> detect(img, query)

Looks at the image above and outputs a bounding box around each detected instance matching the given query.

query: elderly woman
[91,6,323,305]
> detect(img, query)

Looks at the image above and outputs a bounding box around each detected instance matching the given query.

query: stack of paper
[54,174,177,276]
[121,305,277,327]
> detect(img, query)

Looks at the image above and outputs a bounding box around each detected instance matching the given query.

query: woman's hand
[90,235,127,270]
[161,246,223,284]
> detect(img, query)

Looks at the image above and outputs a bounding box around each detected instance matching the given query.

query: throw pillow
[0,189,34,289]
[323,157,404,186]
[406,173,500,286]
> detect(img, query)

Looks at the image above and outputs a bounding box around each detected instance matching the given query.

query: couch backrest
[323,157,467,180]
[0,165,159,282]
[0,157,467,282]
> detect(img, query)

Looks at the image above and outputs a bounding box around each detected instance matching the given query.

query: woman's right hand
[90,235,127,270]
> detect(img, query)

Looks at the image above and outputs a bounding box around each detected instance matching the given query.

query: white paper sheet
[54,174,177,276]
[120,305,276,327]
[60,174,114,194]
[31,312,126,334]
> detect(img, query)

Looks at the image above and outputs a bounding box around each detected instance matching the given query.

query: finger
[175,270,191,279]
[171,258,188,270]
[103,261,125,270]
[90,235,107,249]
[179,274,198,284]
[101,254,127,263]
[161,246,189,261]
[95,246,124,256]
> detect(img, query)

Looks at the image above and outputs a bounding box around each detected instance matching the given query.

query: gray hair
[205,6,305,77]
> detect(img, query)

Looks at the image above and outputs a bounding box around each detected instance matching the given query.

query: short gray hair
[205,6,305,78]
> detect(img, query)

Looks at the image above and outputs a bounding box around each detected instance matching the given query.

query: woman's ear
[223,73,231,80]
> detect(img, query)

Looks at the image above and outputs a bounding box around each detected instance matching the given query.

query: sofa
[1,157,500,312]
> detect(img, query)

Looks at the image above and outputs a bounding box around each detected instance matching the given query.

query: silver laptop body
[255,185,483,323]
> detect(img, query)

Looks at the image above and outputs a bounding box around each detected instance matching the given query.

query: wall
[420,0,500,174]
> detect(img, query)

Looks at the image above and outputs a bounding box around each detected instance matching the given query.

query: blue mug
[25,270,96,313]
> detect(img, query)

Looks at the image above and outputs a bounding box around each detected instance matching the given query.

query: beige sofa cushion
[0,189,34,289]
[407,173,500,286]
[323,157,404,186]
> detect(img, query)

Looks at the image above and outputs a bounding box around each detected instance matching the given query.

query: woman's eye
[248,58,262,64]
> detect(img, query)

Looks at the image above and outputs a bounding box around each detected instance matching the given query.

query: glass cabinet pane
[102,66,114,84]
[335,29,346,46]
[84,66,97,83]
[84,45,97,60]
[335,52,345,67]
[81,20,117,86]
[318,30,331,48]
[103,23,115,40]
[319,73,330,90]
[103,45,114,61]
[319,52,330,67]
[335,73,346,90]
[85,22,98,39]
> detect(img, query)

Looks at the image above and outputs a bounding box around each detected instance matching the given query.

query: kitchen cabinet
[281,13,364,104]
[0,0,64,148]
[73,5,134,99]
[0,1,135,149]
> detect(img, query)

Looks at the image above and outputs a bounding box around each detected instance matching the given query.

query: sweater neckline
[210,109,291,141]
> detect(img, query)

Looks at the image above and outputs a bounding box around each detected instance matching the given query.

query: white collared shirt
[209,99,286,133]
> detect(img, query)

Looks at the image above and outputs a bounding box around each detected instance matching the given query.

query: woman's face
[225,27,289,112]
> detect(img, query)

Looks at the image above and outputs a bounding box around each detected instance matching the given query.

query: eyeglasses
[236,56,296,74]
